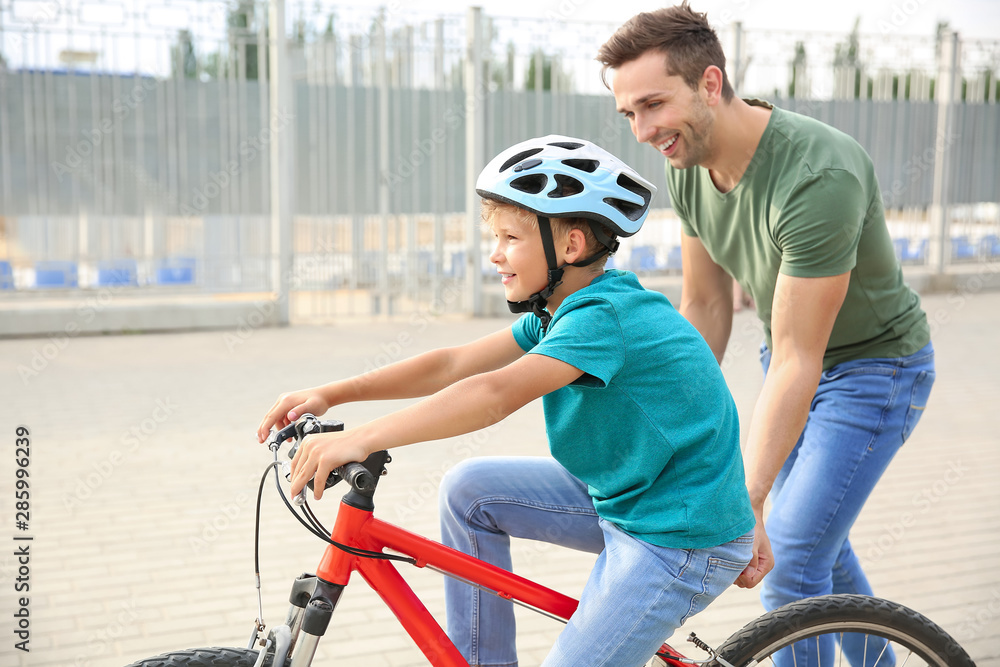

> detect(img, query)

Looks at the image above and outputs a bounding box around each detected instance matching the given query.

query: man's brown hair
[596,1,734,101]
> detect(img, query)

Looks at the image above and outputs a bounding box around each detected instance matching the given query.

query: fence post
[269,0,293,324]
[465,6,485,315]
[929,30,960,276]
[376,11,391,316]
[730,22,745,91]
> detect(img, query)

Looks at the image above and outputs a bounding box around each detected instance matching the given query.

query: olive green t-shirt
[667,102,930,369]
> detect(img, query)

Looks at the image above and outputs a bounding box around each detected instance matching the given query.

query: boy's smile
[489,210,549,304]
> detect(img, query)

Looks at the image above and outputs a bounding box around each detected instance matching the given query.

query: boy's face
[488,208,550,304]
[611,49,715,170]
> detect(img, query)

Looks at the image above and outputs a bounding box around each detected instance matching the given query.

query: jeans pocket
[902,369,936,441]
[821,364,897,382]
[679,552,751,625]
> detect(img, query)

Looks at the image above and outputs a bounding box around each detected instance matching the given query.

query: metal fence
[0,1,998,326]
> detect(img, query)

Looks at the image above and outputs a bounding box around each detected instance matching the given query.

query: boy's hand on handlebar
[289,431,370,500]
[257,389,331,443]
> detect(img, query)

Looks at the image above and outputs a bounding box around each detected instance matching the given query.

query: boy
[257,135,754,667]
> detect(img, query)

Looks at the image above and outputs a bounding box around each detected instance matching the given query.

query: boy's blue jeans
[439,456,753,667]
[759,342,935,666]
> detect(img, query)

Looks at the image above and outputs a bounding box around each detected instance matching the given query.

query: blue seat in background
[894,238,928,263]
[97,259,138,287]
[979,234,1000,258]
[665,246,683,271]
[951,236,976,261]
[35,261,78,288]
[892,238,908,261]
[448,251,466,279]
[629,245,660,273]
[0,261,13,289]
[156,257,196,285]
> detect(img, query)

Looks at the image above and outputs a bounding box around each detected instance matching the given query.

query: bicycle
[125,414,976,667]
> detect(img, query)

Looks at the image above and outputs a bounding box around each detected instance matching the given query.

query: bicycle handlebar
[268,414,384,497]
[340,462,375,492]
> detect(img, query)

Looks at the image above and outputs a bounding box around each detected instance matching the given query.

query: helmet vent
[604,197,646,222]
[616,173,653,206]
[549,174,584,198]
[562,158,599,173]
[548,141,584,150]
[510,173,548,195]
[500,148,543,172]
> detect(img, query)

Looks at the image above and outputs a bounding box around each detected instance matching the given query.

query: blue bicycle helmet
[476,135,656,328]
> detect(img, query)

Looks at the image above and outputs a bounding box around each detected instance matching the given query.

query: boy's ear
[563,227,589,264]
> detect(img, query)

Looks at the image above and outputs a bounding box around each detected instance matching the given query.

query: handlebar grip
[339,462,375,492]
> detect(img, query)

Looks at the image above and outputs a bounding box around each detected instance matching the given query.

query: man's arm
[679,233,735,362]
[289,352,584,498]
[735,270,849,587]
[257,328,526,441]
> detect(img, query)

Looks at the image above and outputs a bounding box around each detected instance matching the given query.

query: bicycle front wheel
[715,594,974,667]
[124,646,287,667]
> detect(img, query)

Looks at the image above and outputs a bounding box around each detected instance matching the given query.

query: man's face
[611,49,715,170]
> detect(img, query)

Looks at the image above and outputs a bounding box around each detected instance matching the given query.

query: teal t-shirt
[668,102,930,369]
[511,270,754,549]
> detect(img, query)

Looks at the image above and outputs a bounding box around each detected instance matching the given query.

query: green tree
[228,0,267,80]
[833,17,863,98]
[788,41,807,98]
[525,49,552,91]
[171,29,197,79]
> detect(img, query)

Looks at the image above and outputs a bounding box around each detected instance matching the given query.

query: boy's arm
[679,233,734,362]
[257,327,525,442]
[289,351,583,498]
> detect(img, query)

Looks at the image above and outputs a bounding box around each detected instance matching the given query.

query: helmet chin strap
[507,217,619,332]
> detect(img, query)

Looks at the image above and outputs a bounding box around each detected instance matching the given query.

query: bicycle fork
[251,573,344,667]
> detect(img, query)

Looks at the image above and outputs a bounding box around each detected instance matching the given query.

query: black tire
[715,594,975,667]
[124,646,286,667]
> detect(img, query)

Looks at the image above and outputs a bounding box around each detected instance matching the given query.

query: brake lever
[280,415,348,497]
[280,461,309,506]
[267,423,299,452]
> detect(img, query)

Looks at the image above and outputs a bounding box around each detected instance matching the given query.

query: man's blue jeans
[759,342,935,666]
[439,456,753,667]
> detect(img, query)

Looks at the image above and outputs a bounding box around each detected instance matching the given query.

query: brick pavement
[0,288,998,666]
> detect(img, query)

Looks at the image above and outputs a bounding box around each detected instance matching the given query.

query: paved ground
[0,286,998,667]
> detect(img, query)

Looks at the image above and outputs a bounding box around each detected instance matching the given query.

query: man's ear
[701,65,724,106]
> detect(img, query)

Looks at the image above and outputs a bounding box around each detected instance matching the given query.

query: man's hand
[735,510,773,588]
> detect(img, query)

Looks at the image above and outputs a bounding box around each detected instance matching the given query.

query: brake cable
[252,450,416,610]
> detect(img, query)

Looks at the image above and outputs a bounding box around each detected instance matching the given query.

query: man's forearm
[679,299,733,363]
[742,356,821,508]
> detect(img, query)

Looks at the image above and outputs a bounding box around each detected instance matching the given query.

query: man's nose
[634,115,655,143]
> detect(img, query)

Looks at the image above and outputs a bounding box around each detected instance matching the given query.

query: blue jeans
[759,342,935,667]
[439,456,754,667]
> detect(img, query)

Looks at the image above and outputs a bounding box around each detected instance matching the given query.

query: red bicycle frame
[315,498,579,666]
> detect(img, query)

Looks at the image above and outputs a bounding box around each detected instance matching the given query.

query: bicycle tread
[715,594,974,667]
[124,647,261,667]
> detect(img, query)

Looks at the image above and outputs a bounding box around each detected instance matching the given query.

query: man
[598,4,935,660]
